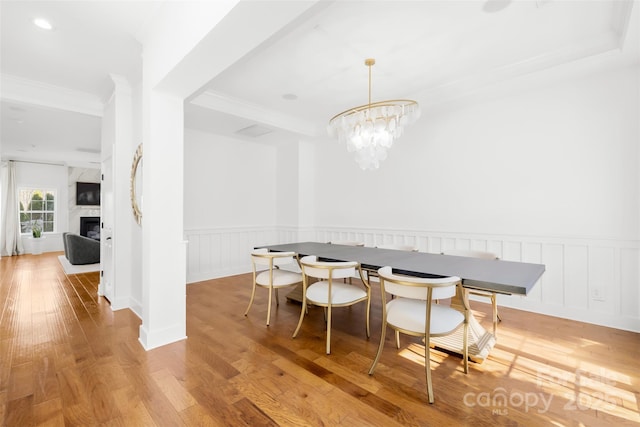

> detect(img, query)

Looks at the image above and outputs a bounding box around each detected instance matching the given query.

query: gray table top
[258,242,546,295]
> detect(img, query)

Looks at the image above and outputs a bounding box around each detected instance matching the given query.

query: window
[19,188,56,234]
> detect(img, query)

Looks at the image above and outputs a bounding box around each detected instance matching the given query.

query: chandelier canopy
[327,58,420,170]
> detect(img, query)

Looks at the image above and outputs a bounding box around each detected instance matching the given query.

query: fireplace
[80,216,101,241]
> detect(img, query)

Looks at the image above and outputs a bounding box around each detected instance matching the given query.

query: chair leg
[425,334,434,404]
[244,283,257,317]
[368,320,387,375]
[275,288,280,306]
[326,305,332,354]
[491,293,497,337]
[395,330,400,349]
[365,297,371,338]
[292,298,307,338]
[266,286,273,326]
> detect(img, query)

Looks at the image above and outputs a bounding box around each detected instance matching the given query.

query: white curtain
[1,161,25,256]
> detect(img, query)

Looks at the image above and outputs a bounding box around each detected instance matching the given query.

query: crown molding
[0,74,103,117]
[109,74,133,96]
[415,17,634,114]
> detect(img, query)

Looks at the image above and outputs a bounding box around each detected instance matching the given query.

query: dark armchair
[63,232,100,265]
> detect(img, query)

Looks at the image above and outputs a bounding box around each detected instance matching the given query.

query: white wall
[184,128,277,228]
[183,128,302,281]
[183,128,277,278]
[14,161,69,254]
[275,140,300,227]
[313,65,639,240]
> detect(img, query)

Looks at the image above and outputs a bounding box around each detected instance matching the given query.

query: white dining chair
[375,244,419,251]
[367,244,419,282]
[328,240,365,246]
[293,255,371,354]
[368,266,469,404]
[441,249,501,336]
[245,248,302,326]
[328,240,364,283]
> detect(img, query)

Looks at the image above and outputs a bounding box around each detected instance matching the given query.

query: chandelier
[327,58,420,170]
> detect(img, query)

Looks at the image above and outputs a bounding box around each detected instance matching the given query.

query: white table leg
[430,287,496,363]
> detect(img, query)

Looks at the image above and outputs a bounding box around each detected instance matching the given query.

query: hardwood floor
[1,252,638,426]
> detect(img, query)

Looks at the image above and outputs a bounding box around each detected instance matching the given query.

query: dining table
[257,241,546,362]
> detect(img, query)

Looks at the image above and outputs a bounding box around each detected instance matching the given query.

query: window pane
[19,190,33,212]
[19,188,56,234]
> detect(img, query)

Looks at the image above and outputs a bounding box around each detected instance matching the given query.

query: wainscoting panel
[621,248,639,318]
[183,226,639,332]
[184,227,299,284]
[522,242,543,302]
[541,243,564,307]
[564,245,590,310]
[588,246,616,314]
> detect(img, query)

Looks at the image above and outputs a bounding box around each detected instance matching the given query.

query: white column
[135,1,233,350]
[139,89,186,350]
[108,74,134,310]
[135,0,322,350]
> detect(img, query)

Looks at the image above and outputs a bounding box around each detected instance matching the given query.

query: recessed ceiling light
[282,93,298,101]
[33,18,53,30]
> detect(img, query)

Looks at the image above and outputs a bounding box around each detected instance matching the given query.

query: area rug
[57,255,100,275]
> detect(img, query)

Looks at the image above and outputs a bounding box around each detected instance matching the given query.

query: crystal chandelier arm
[328,100,419,124]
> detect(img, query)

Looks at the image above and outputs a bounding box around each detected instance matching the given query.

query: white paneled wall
[184,226,639,332]
[184,226,299,283]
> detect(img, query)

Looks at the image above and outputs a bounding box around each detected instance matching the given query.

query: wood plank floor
[1,252,639,426]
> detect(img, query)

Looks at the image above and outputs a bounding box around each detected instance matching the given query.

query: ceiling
[1,0,638,166]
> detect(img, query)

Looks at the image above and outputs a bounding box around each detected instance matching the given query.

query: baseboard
[138,323,187,350]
